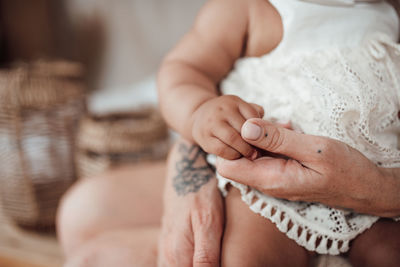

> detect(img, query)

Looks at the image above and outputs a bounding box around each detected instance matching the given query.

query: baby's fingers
[239,102,264,119]
[206,137,241,160]
[227,113,246,133]
[213,122,255,159]
[249,103,264,118]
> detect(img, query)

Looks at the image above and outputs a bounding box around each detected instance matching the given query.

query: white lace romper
[213,0,400,255]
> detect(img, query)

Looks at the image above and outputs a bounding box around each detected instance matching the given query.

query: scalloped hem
[217,175,379,255]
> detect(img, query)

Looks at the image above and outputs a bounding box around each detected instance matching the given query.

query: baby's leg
[348,219,400,267]
[221,187,313,267]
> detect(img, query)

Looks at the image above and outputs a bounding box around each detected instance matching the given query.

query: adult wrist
[373,167,400,218]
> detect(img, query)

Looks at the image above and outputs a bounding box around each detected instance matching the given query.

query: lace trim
[210,34,400,254]
[217,176,379,255]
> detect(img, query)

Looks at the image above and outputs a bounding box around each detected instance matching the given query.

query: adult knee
[63,232,158,267]
[57,177,109,255]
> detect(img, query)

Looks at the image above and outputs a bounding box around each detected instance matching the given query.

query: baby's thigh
[348,219,400,267]
[221,187,312,267]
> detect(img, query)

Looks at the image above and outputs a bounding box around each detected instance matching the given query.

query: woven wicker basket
[76,107,169,178]
[0,60,86,228]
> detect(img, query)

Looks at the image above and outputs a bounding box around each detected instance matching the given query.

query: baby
[158,0,400,266]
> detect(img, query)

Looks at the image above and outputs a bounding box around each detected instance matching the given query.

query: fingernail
[242,121,262,140]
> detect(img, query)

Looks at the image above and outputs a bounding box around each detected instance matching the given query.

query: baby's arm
[158,0,263,160]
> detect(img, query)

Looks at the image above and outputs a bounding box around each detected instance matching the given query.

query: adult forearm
[371,167,400,218]
[159,139,223,267]
[166,139,216,197]
[337,166,400,218]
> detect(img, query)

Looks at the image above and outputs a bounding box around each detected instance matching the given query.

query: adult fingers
[192,212,223,267]
[240,118,327,163]
[276,121,293,130]
[216,156,309,198]
[213,122,255,158]
[216,157,284,188]
[158,227,193,267]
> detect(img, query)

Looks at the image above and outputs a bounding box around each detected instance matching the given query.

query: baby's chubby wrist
[184,94,217,142]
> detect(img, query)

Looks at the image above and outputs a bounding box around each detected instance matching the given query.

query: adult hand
[158,139,224,267]
[216,118,399,217]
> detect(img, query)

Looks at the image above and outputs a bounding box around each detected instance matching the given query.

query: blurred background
[0,1,204,266]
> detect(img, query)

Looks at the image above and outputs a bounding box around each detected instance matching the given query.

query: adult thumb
[241,118,322,162]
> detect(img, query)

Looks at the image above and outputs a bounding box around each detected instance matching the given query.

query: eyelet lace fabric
[215,34,400,255]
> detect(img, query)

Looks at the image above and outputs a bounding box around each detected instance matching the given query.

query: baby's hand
[190,95,264,160]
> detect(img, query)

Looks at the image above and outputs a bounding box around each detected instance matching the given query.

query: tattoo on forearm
[173,142,214,196]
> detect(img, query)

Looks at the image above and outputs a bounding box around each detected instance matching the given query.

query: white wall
[66,0,205,92]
